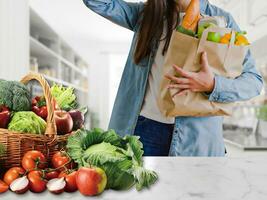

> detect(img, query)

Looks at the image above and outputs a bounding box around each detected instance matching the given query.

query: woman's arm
[82,0,144,31]
[206,14,263,103]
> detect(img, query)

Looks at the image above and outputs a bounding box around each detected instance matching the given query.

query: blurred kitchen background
[0,0,266,156]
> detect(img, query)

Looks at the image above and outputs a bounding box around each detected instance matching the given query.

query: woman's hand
[165,52,215,97]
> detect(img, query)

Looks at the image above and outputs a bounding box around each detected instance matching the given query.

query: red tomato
[22,150,47,171]
[3,167,25,185]
[58,171,77,192]
[45,170,59,180]
[0,180,8,194]
[52,151,73,171]
[28,170,47,193]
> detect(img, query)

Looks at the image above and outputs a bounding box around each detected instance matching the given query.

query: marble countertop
[1,156,267,200]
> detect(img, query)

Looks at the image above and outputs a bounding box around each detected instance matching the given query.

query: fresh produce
[45,170,59,180]
[3,167,25,186]
[32,96,48,119]
[197,22,216,38]
[51,84,78,111]
[0,80,31,112]
[69,107,87,130]
[22,150,47,171]
[207,31,249,45]
[177,0,201,36]
[235,31,249,46]
[0,106,11,129]
[28,170,47,193]
[207,32,221,43]
[46,177,66,194]
[220,33,231,44]
[54,110,73,135]
[0,180,8,194]
[67,128,158,191]
[51,151,73,171]
[9,176,29,194]
[177,26,196,37]
[76,167,107,196]
[58,171,77,193]
[8,111,47,134]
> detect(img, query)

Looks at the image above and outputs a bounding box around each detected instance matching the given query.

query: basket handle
[20,72,57,136]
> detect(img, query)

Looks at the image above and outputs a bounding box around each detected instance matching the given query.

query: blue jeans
[134,116,174,156]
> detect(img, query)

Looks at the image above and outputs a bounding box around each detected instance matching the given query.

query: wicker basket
[0,72,71,169]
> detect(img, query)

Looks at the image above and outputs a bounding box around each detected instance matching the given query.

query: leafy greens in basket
[67,128,158,191]
[51,84,78,111]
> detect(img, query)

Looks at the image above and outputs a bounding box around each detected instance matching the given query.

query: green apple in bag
[197,22,216,38]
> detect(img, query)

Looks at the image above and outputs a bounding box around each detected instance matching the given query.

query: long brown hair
[134,0,180,64]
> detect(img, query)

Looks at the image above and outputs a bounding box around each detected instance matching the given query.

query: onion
[47,177,66,194]
[10,176,29,194]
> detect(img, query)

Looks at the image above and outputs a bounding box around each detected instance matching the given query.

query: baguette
[181,0,201,32]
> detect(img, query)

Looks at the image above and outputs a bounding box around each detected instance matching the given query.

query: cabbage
[8,111,47,134]
[67,128,158,190]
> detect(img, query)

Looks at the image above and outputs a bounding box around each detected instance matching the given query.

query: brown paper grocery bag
[158,26,248,117]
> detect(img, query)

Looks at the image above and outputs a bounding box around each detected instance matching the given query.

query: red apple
[76,167,107,196]
[54,110,73,135]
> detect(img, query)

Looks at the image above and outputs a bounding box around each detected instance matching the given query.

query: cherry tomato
[3,167,25,185]
[45,170,59,180]
[0,180,8,194]
[28,170,47,193]
[22,150,47,171]
[59,171,77,192]
[52,151,73,171]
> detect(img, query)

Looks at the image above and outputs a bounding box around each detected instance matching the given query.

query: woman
[83,0,263,156]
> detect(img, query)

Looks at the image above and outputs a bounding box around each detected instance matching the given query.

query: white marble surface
[1,156,267,200]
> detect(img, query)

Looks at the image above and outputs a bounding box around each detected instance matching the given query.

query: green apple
[207,32,221,43]
[197,22,216,38]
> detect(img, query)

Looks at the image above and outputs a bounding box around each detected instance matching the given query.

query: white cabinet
[0,1,91,127]
[0,0,29,81]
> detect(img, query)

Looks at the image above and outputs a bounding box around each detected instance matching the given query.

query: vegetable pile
[0,129,158,195]
[67,128,158,191]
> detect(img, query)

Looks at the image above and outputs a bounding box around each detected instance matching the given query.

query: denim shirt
[83,0,263,156]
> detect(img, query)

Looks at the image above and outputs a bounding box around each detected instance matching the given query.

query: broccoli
[0,80,31,111]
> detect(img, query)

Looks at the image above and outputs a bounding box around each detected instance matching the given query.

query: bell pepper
[0,106,11,129]
[32,105,48,119]
[32,96,48,119]
[31,96,59,119]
